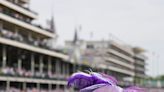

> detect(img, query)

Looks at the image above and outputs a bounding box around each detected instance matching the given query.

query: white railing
[108,48,134,62]
[106,57,135,69]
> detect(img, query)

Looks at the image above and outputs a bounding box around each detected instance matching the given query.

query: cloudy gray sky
[30,0,164,77]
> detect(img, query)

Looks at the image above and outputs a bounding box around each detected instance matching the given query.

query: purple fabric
[67,72,117,90]
[80,84,106,92]
[123,86,147,92]
[67,72,146,92]
[80,84,123,92]
[101,73,118,85]
[67,72,94,89]
[93,85,123,92]
[91,73,118,85]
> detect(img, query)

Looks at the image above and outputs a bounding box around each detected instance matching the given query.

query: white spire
[50,0,56,34]
[50,14,56,33]
[73,27,78,44]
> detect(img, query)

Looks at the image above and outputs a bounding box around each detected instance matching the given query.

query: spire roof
[73,29,78,44]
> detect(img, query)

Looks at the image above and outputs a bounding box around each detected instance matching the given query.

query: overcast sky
[30,0,164,77]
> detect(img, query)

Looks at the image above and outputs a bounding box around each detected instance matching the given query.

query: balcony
[106,62,134,75]
[135,60,146,66]
[108,48,134,63]
[107,65,135,76]
[0,11,55,38]
[5,0,36,14]
[19,0,29,4]
[0,67,68,81]
[135,66,145,72]
[135,54,147,61]
[135,72,146,78]
[0,75,67,87]
[110,41,134,56]
[0,29,68,60]
[106,57,135,70]
[0,29,50,49]
[0,9,53,33]
[0,0,37,19]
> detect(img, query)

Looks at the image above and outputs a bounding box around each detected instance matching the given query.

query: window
[87,44,94,49]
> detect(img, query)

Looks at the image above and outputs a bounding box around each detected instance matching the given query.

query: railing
[0,29,51,49]
[135,60,145,65]
[135,67,145,72]
[0,29,66,55]
[0,67,68,81]
[106,57,135,69]
[108,48,134,62]
[135,54,147,61]
[6,0,37,15]
[0,10,54,33]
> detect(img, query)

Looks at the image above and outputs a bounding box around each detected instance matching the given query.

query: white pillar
[18,57,22,70]
[64,85,67,92]
[31,54,35,75]
[6,81,10,92]
[39,56,43,75]
[15,26,18,33]
[48,57,52,73]
[62,62,65,75]
[65,63,68,76]
[37,83,40,91]
[2,45,6,68]
[56,85,60,90]
[55,60,60,75]
[48,84,52,92]
[23,82,26,91]
[0,20,3,30]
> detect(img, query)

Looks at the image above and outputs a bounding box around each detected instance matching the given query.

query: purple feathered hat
[67,71,146,92]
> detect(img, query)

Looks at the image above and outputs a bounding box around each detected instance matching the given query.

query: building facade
[65,39,147,87]
[133,47,147,86]
[0,0,75,91]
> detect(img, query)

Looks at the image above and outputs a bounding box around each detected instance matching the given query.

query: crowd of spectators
[1,67,32,77]
[0,29,50,49]
[0,5,53,33]
[0,67,68,80]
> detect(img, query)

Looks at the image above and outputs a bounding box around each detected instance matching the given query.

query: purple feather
[91,72,118,85]
[67,72,146,92]
[100,73,118,85]
[94,85,123,92]
[82,84,123,92]
[67,72,94,89]
[80,84,106,92]
[67,72,118,90]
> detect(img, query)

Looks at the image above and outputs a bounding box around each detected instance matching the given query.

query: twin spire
[73,29,78,44]
[73,26,81,44]
[49,0,80,43]
[49,0,56,34]
[50,15,56,33]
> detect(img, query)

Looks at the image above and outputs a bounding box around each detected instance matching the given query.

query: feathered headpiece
[67,71,146,92]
